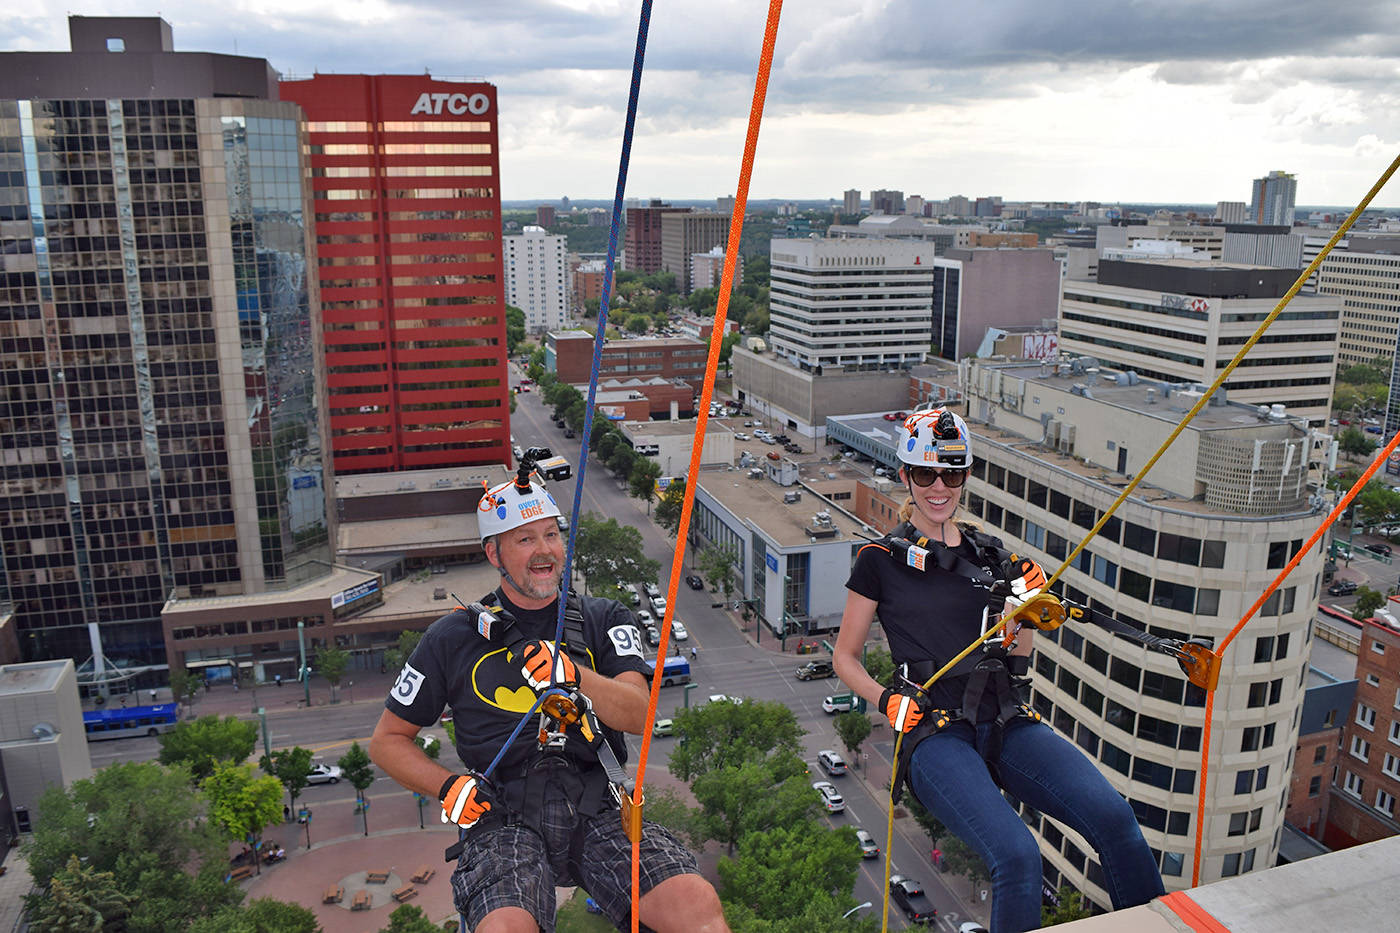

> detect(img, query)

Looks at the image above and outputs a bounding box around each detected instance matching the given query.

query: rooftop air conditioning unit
[1058,424,1076,453]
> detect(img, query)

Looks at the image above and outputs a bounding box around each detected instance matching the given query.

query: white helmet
[477,469,563,541]
[895,407,972,469]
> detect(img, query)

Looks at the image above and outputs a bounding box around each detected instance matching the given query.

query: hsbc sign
[410,92,491,116]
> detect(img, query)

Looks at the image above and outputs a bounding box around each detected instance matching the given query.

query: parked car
[795,659,835,681]
[812,781,845,813]
[855,829,880,859]
[1328,580,1358,596]
[623,583,641,605]
[636,609,655,626]
[564,428,576,438]
[822,694,856,714]
[644,582,661,600]
[1365,542,1393,557]
[761,436,778,445]
[766,451,781,461]
[685,574,705,590]
[959,924,989,933]
[306,764,342,785]
[817,749,848,777]
[653,596,668,617]
[652,719,673,737]
[889,875,937,924]
[734,432,750,441]
[671,619,688,641]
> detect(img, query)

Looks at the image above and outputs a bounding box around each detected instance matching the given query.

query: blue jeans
[908,720,1164,933]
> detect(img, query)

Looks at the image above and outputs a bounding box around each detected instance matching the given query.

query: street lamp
[842,902,872,919]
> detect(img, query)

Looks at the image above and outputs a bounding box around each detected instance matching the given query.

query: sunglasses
[906,466,969,488]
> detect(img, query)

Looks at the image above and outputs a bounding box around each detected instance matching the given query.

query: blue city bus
[82,702,179,741]
[645,657,691,687]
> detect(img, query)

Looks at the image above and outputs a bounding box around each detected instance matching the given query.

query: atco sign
[410,92,491,116]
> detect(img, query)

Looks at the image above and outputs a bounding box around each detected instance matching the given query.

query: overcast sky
[7,1,1400,206]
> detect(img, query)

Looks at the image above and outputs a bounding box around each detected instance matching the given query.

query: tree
[259,746,312,824]
[903,796,948,851]
[169,668,204,718]
[315,643,350,703]
[23,761,239,932]
[861,645,896,688]
[595,431,620,463]
[573,514,661,597]
[1356,479,1400,529]
[505,304,526,355]
[717,822,863,922]
[832,710,872,765]
[655,478,687,537]
[1041,885,1095,927]
[624,312,651,334]
[718,331,742,376]
[691,755,816,854]
[940,833,991,901]
[27,854,132,933]
[203,762,284,875]
[697,545,739,601]
[188,898,322,933]
[629,458,663,514]
[606,443,637,477]
[338,741,377,836]
[668,698,804,782]
[383,630,425,678]
[1354,586,1385,621]
[378,904,441,933]
[158,714,259,784]
[1338,426,1377,458]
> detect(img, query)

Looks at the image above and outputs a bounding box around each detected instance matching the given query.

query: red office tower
[280,75,510,473]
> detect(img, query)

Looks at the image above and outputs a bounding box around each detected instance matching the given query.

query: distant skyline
[6,2,1400,208]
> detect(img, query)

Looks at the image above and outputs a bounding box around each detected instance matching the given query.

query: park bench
[322,884,343,904]
[411,865,435,884]
[227,866,255,883]
[393,884,417,902]
[366,868,390,884]
[351,890,371,910]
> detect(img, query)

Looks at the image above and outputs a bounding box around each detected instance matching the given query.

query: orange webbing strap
[1158,891,1232,933]
[627,3,785,928]
[1189,427,1400,886]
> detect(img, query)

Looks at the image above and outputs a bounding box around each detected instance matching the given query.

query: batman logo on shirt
[469,642,597,713]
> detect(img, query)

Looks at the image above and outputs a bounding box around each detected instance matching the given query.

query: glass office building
[0,18,332,677]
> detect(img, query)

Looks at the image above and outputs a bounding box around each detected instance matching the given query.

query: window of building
[1241,727,1261,752]
[1372,639,1386,656]
[1377,789,1396,817]
[1314,744,1327,764]
[1358,703,1376,730]
[1227,812,1248,836]
[1384,753,1400,780]
[1222,852,1241,877]
[1158,533,1201,565]
[1254,636,1275,664]
[1049,490,1071,519]
[1168,811,1190,836]
[1343,770,1364,798]
[1366,674,1381,687]
[1123,522,1156,555]
[1109,657,1141,691]
[1235,770,1253,795]
[1120,568,1152,602]
[1201,539,1226,569]
[1308,775,1322,797]
[1390,720,1400,745]
[1100,741,1131,776]
[1079,683,1104,717]
[1083,642,1109,676]
[1161,852,1184,877]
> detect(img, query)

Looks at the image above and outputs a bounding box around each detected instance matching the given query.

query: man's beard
[501,564,562,602]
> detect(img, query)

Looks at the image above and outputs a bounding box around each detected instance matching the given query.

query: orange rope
[1189,428,1400,885]
[627,2,784,927]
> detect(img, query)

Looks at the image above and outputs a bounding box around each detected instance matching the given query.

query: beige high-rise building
[1312,236,1400,367]
[1058,259,1341,426]
[960,356,1324,903]
[843,188,861,214]
[661,210,728,295]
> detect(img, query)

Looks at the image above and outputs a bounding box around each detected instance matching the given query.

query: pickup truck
[889,875,937,924]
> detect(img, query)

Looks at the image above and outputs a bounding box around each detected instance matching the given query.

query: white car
[812,781,845,813]
[644,582,661,600]
[822,694,857,714]
[734,432,750,441]
[636,609,655,627]
[653,596,668,617]
[306,764,342,785]
[671,619,688,641]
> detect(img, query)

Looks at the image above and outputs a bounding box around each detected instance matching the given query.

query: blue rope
[456,3,654,905]
[553,0,652,652]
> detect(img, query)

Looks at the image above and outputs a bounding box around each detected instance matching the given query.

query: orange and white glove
[519,640,578,691]
[878,686,929,733]
[1004,556,1047,608]
[439,772,492,828]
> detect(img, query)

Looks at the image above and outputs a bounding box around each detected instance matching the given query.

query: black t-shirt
[846,529,1005,714]
[384,590,649,775]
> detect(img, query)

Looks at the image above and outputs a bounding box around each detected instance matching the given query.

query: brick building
[1285,680,1355,839]
[545,331,708,390]
[624,199,684,274]
[1326,621,1400,848]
